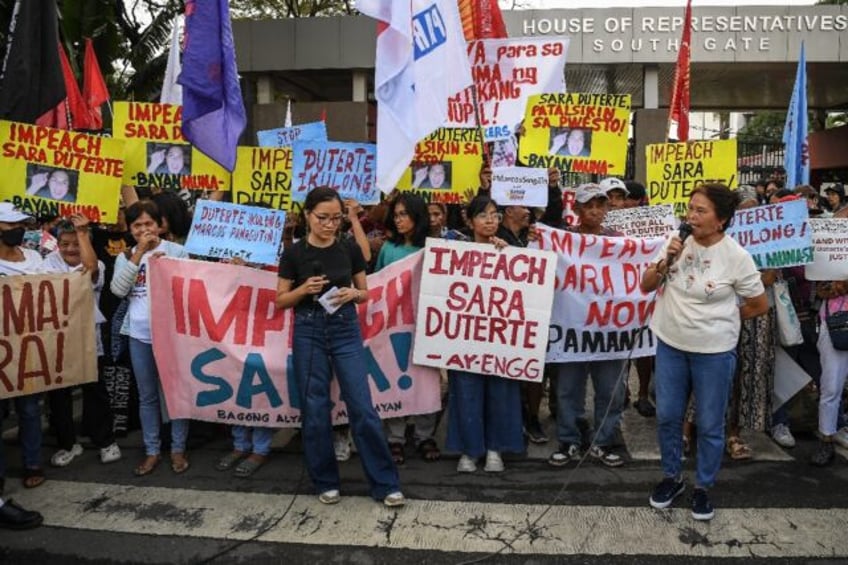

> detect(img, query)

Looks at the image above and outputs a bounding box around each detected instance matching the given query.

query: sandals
[234,455,266,478]
[417,439,441,461]
[216,451,247,471]
[726,436,753,460]
[170,453,191,474]
[22,467,45,489]
[133,455,161,477]
[389,442,405,465]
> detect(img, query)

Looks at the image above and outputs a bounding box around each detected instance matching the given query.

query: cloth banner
[257,121,328,148]
[531,225,666,362]
[725,199,813,269]
[185,200,285,266]
[113,101,231,192]
[231,146,293,211]
[491,166,549,207]
[397,128,485,205]
[412,238,557,382]
[290,141,378,204]
[446,37,569,140]
[149,254,441,427]
[0,120,125,223]
[805,218,848,281]
[0,272,97,399]
[603,205,676,238]
[646,139,738,216]
[519,93,631,176]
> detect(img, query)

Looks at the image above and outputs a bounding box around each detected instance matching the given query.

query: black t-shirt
[278,238,367,309]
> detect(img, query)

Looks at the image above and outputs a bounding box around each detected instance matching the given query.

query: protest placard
[231,146,293,211]
[446,37,569,141]
[149,254,441,427]
[0,272,97,399]
[725,199,813,269]
[532,225,666,362]
[412,239,557,382]
[646,139,738,216]
[257,121,328,148]
[113,101,230,192]
[397,128,485,205]
[491,166,549,207]
[185,200,285,266]
[0,120,125,222]
[290,141,378,204]
[519,93,631,175]
[804,218,848,281]
[603,205,676,238]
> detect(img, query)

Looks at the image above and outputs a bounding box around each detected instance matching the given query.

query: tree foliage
[737,111,787,143]
[229,0,353,18]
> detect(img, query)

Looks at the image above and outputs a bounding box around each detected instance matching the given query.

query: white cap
[574,183,608,204]
[599,177,628,195]
[0,202,32,223]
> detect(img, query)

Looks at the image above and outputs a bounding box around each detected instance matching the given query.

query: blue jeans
[0,395,43,478]
[232,426,274,456]
[129,338,189,456]
[292,304,399,500]
[446,371,524,458]
[555,360,626,447]
[655,339,736,489]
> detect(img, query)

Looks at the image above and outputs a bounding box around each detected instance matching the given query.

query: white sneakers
[484,451,504,473]
[317,489,406,508]
[100,443,122,464]
[50,444,83,467]
[457,454,477,473]
[318,489,341,505]
[771,424,796,448]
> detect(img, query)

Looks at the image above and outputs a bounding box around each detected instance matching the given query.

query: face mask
[0,227,26,247]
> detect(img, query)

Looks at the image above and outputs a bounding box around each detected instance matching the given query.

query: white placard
[603,205,677,238]
[804,218,848,281]
[491,166,549,207]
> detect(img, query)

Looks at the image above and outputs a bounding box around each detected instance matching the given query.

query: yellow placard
[231,146,293,211]
[0,120,125,222]
[113,101,230,192]
[396,128,484,205]
[518,93,631,175]
[646,139,738,216]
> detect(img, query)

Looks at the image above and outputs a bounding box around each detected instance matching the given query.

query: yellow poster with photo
[518,93,631,175]
[0,120,125,222]
[396,128,484,205]
[231,146,293,211]
[113,101,230,192]
[646,139,738,216]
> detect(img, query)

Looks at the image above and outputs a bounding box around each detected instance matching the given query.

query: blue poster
[290,141,379,204]
[185,200,285,266]
[257,121,328,148]
[726,199,813,268]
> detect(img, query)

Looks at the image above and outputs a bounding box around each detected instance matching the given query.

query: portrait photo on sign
[549,127,592,157]
[25,164,79,203]
[147,142,192,175]
[412,161,452,190]
[491,137,518,168]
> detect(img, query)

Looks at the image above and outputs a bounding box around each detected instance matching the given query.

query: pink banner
[149,252,441,427]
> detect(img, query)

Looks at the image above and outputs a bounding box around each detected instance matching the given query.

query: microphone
[311,260,324,302]
[667,221,693,268]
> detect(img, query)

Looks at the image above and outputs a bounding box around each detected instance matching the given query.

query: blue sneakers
[691,488,715,521]
[649,477,685,509]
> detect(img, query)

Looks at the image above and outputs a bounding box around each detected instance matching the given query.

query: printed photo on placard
[549,127,592,158]
[147,143,192,176]
[25,164,79,204]
[412,161,452,190]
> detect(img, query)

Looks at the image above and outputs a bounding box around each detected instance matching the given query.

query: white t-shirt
[0,247,46,276]
[125,240,188,343]
[650,235,765,354]
[43,251,107,357]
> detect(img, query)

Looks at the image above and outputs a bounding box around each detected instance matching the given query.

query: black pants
[47,358,115,450]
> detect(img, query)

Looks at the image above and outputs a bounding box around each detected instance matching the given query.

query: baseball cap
[823,183,845,197]
[0,202,32,223]
[599,177,628,195]
[574,183,608,204]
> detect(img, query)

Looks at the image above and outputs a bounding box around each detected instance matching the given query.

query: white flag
[160,18,183,105]
[358,0,472,193]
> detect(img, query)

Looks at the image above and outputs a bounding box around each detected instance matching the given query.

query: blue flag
[178,0,246,171]
[783,42,809,190]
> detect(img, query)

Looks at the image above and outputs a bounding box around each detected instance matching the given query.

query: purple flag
[178,0,246,171]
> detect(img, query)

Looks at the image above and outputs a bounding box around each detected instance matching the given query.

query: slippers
[22,468,45,489]
[726,436,752,460]
[234,455,266,478]
[170,453,190,474]
[133,455,161,477]
[417,439,441,462]
[216,451,247,471]
[389,443,405,465]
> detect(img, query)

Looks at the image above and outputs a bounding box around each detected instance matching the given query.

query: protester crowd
[0,163,846,530]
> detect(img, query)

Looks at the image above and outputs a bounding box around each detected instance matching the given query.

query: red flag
[668,0,692,141]
[458,0,507,41]
[83,38,110,130]
[57,41,89,129]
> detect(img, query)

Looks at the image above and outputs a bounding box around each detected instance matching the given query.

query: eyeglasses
[474,212,503,222]
[311,213,344,226]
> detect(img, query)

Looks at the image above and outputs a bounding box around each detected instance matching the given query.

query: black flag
[0,0,66,123]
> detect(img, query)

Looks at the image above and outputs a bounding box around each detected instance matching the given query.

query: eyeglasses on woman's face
[474,211,502,222]
[310,213,344,226]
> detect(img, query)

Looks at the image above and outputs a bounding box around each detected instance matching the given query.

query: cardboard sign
[0,272,97,399]
[532,225,666,362]
[256,121,328,148]
[185,200,285,266]
[603,205,676,238]
[446,37,569,140]
[726,200,813,269]
[149,254,441,427]
[805,218,848,281]
[519,93,631,175]
[113,101,230,192]
[0,121,125,222]
[290,141,378,204]
[397,128,485,205]
[413,239,557,382]
[231,146,293,211]
[491,166,549,207]
[645,139,738,216]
